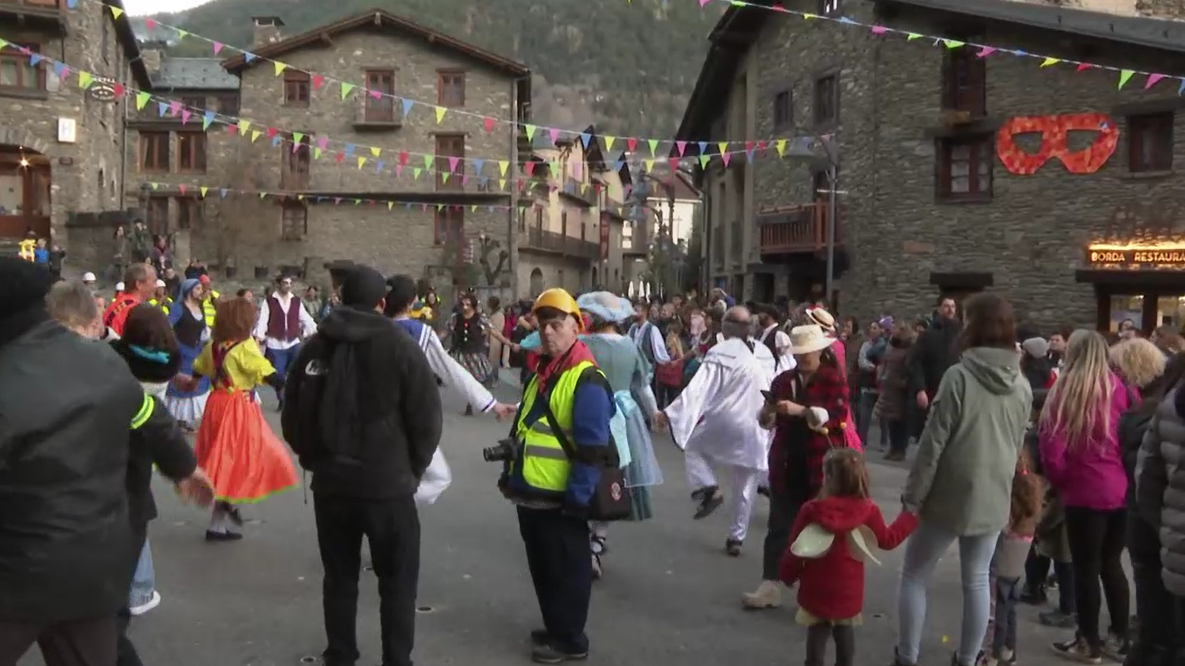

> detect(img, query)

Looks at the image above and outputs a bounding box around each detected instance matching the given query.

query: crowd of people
[7,251,1185,666]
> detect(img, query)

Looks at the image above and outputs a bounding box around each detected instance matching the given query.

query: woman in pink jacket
[807,307,862,450]
[1039,329,1133,663]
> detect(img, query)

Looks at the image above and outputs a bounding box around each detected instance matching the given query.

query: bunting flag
[435,106,447,124]
[274,61,288,76]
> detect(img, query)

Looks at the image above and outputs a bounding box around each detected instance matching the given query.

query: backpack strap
[538,366,618,468]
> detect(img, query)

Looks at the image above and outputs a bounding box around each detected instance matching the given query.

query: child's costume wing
[789,523,835,559]
[847,525,883,565]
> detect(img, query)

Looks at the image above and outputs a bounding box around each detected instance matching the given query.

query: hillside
[143,0,725,137]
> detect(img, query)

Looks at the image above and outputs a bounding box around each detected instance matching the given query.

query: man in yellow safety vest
[197,274,218,327]
[496,288,616,664]
[147,280,173,314]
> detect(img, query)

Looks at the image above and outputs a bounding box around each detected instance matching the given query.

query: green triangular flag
[340,82,355,99]
[525,124,537,141]
[648,139,659,155]
[1118,69,1134,89]
[292,131,304,146]
[412,168,422,180]
[135,91,150,110]
[424,155,435,170]
[698,155,710,168]
[436,203,444,211]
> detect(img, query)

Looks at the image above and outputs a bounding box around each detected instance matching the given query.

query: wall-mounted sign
[1086,244,1185,267]
[998,113,1118,175]
[88,79,119,102]
[57,118,76,144]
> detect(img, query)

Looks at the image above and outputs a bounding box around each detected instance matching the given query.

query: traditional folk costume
[663,335,776,554]
[192,338,298,540]
[448,311,495,388]
[806,307,862,451]
[164,279,210,428]
[253,289,316,406]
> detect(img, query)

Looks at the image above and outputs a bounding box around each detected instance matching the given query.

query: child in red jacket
[780,448,918,666]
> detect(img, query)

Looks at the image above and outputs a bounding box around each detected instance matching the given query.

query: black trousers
[1129,515,1175,655]
[314,494,421,666]
[517,506,592,655]
[1064,506,1129,647]
[0,615,118,666]
[887,419,910,456]
[1023,548,1076,614]
[762,486,803,581]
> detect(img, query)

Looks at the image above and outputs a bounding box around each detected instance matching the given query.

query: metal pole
[824,163,837,305]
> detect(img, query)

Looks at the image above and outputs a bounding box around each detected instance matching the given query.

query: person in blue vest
[498,288,615,664]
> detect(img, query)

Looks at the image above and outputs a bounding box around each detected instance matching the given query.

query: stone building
[0,0,148,260]
[678,0,1185,334]
[125,8,531,295]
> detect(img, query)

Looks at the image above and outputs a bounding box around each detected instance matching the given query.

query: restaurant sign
[1087,245,1185,267]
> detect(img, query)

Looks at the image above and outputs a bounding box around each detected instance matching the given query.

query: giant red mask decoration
[996,113,1118,175]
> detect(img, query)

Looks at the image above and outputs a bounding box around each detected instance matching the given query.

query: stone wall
[701,0,1185,330]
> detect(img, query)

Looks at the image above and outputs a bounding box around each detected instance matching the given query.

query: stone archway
[529,267,544,297]
[0,125,53,240]
[0,126,51,156]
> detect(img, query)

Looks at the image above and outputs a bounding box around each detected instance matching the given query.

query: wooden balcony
[0,0,67,32]
[352,99,403,131]
[520,227,599,261]
[559,177,597,207]
[758,202,844,255]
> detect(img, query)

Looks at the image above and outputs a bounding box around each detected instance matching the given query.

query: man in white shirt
[756,305,796,374]
[253,275,317,410]
[626,300,670,367]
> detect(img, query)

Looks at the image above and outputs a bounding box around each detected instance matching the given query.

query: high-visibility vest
[148,297,172,314]
[17,239,36,262]
[512,360,598,493]
[202,290,219,327]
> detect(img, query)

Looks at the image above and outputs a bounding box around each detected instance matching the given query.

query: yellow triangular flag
[237,120,251,133]
[135,91,150,110]
[297,194,305,200]
[370,147,381,158]
[1118,69,1135,89]
[109,5,123,19]
[604,136,616,151]
[357,157,366,169]
[354,199,361,205]
[200,187,208,197]
[259,192,267,199]
[412,168,421,180]
[435,106,447,124]
[498,160,509,176]
[471,205,478,212]
[775,139,787,157]
[436,204,444,211]
[498,178,507,190]
[273,61,287,76]
[643,159,654,172]
[313,148,322,160]
[717,141,728,156]
[1040,57,1059,68]
[442,173,450,185]
[250,130,261,143]
[77,71,93,89]
[150,182,159,191]
[387,201,394,211]
[803,13,818,19]
[175,29,189,39]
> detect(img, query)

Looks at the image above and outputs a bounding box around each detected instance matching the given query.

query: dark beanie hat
[339,265,389,309]
[0,257,53,321]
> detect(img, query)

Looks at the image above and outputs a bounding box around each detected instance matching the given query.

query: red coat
[779,496,917,620]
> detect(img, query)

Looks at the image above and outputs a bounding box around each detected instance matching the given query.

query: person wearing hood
[176,297,297,542]
[281,266,443,666]
[164,278,211,430]
[892,294,1032,666]
[1019,335,1056,398]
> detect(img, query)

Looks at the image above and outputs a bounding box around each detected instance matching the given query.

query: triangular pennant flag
[202,110,214,129]
[675,140,687,157]
[441,173,450,185]
[181,110,191,125]
[354,199,362,206]
[483,116,496,133]
[375,161,384,174]
[436,204,444,212]
[150,182,159,190]
[219,189,228,198]
[643,159,654,172]
[524,162,536,176]
[244,53,256,63]
[370,147,381,158]
[448,156,460,173]
[721,153,732,167]
[498,179,507,190]
[435,106,446,124]
[251,130,261,143]
[66,0,77,8]
[976,47,996,58]
[237,120,251,133]
[395,164,403,177]
[77,70,95,90]
[1146,73,1167,89]
[398,150,409,167]
[525,124,537,141]
[745,148,756,163]
[498,160,509,177]
[178,185,187,195]
[108,5,122,19]
[1040,57,1059,68]
[1076,63,1092,72]
[402,98,414,117]
[388,201,394,211]
[340,82,355,99]
[604,136,616,152]
[942,40,964,49]
[212,42,224,55]
[627,137,638,152]
[175,29,188,40]
[424,155,435,170]
[697,141,708,155]
[259,192,268,199]
[870,25,888,35]
[309,74,324,91]
[156,102,167,117]
[273,61,287,76]
[200,187,208,197]
[717,141,728,156]
[471,205,478,213]
[648,139,659,155]
[580,133,592,149]
[357,156,367,169]
[668,157,679,171]
[334,152,344,163]
[775,139,787,157]
[906,33,921,41]
[1118,69,1135,89]
[472,158,485,175]
[412,168,422,180]
[549,127,561,145]
[266,127,278,139]
[333,197,342,205]
[344,144,355,156]
[136,91,150,110]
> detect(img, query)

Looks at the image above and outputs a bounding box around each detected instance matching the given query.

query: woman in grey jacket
[892,294,1033,666]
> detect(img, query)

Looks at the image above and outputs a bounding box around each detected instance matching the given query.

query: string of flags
[143,180,658,218]
[698,0,1184,93]
[0,37,825,180]
[69,0,835,152]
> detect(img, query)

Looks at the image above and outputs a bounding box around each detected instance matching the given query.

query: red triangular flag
[524,162,535,176]
[112,83,124,98]
[312,75,325,90]
[266,127,278,138]
[745,141,754,152]
[144,18,156,29]
[178,184,187,195]
[398,151,409,167]
[483,117,496,133]
[335,152,345,164]
[1076,63,1092,72]
[757,140,767,151]
[627,137,637,152]
[668,157,679,171]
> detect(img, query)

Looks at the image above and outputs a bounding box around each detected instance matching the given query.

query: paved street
[23,383,1084,666]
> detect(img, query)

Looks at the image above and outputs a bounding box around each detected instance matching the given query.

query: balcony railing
[559,177,597,207]
[758,202,844,255]
[353,98,404,130]
[0,0,61,8]
[520,227,599,260]
[0,0,65,26]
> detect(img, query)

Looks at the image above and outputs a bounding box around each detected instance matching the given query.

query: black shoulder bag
[537,369,631,521]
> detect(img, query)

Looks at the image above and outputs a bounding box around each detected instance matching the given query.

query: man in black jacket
[282,265,443,666]
[0,258,212,666]
[908,296,963,413]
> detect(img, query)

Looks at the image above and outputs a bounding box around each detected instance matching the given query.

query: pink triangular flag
[448,156,460,172]
[699,0,711,6]
[369,89,382,100]
[1076,63,1092,72]
[178,184,186,195]
[675,140,686,156]
[212,42,224,55]
[144,18,156,29]
[168,100,181,115]
[976,47,996,58]
[548,128,560,145]
[1146,73,1167,89]
[721,153,732,167]
[483,117,496,133]
[312,75,324,90]
[181,110,191,124]
[871,25,888,35]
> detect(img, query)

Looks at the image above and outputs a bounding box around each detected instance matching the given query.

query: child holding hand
[780,448,918,666]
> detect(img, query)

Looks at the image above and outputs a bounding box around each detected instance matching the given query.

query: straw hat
[806,307,836,332]
[788,324,834,355]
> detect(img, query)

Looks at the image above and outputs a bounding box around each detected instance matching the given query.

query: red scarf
[534,339,597,394]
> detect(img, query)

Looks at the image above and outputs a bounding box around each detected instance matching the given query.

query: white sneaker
[741,580,782,609]
[129,590,161,616]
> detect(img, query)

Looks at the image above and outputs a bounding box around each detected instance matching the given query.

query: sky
[124,0,214,16]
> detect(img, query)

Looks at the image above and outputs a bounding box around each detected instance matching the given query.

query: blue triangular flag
[479,176,489,187]
[271,136,282,147]
[614,158,625,172]
[203,110,215,126]
[697,141,708,155]
[1178,78,1185,96]
[66,0,77,7]
[579,132,591,149]
[375,160,384,173]
[157,102,167,117]
[405,203,413,210]
[487,206,495,213]
[745,148,755,163]
[401,98,414,117]
[344,144,355,157]
[29,54,43,67]
[472,158,485,175]
[838,16,855,23]
[52,62,66,77]
[243,52,256,63]
[219,189,228,198]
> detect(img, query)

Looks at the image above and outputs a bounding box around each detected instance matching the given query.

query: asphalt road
[20,383,1091,666]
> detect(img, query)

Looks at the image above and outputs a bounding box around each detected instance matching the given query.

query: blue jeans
[992,577,1020,657]
[854,389,877,445]
[896,520,999,666]
[128,539,155,607]
[264,343,301,399]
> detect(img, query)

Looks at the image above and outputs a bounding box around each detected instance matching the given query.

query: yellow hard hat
[532,288,583,330]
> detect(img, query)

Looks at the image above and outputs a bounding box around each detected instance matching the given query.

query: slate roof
[151,58,239,90]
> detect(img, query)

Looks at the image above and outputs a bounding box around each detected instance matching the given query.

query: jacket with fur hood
[1136,386,1185,596]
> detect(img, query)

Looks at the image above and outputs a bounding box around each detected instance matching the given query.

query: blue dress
[165,305,210,426]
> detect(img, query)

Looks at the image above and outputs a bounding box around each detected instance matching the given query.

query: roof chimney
[250,16,285,49]
[138,40,164,78]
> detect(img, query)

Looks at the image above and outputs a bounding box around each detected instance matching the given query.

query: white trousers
[685,450,760,543]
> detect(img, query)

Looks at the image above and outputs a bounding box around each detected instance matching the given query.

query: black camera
[482,438,519,463]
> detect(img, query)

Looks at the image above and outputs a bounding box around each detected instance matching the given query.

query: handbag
[538,380,631,522]
[655,358,684,387]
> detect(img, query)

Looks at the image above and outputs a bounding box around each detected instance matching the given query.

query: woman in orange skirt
[185,296,298,542]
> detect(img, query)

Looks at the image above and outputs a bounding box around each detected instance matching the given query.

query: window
[942,46,986,117]
[1129,113,1174,173]
[434,207,463,245]
[218,94,240,115]
[773,90,793,131]
[181,95,205,112]
[177,197,203,230]
[435,134,465,190]
[177,132,207,172]
[818,0,841,16]
[438,70,465,107]
[140,131,170,172]
[365,70,396,122]
[281,132,312,189]
[281,203,307,240]
[813,74,838,126]
[284,71,310,107]
[146,197,169,234]
[561,211,569,235]
[937,135,993,199]
[0,44,45,92]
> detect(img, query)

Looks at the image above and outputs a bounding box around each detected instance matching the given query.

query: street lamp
[783,136,840,304]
